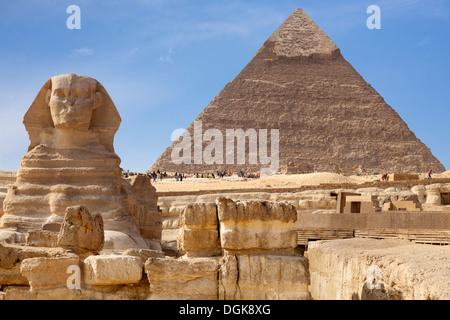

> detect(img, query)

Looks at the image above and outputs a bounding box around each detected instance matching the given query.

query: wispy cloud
[69,47,94,57]
[159,47,173,63]
[129,47,139,56]
[139,3,285,48]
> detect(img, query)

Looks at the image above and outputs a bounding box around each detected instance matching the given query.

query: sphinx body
[0,74,160,246]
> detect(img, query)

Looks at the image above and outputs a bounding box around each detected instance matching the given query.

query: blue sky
[0,0,449,172]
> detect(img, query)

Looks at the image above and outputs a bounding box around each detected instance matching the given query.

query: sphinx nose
[64,97,75,106]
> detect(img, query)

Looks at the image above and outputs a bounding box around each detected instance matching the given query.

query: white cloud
[159,47,173,63]
[69,47,94,57]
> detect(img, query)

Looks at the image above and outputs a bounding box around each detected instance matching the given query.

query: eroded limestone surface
[307,238,450,300]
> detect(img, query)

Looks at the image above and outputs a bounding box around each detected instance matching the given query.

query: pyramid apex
[267,8,339,57]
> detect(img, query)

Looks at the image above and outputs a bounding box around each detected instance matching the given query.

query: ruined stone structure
[307,238,450,300]
[147,198,311,300]
[150,9,444,174]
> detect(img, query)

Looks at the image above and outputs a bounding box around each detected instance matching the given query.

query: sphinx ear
[93,91,102,109]
[45,89,51,106]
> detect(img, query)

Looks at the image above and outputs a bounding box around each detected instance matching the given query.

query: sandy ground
[2,169,449,193]
[152,171,450,193]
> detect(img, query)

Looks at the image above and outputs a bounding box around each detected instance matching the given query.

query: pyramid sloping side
[150,9,445,174]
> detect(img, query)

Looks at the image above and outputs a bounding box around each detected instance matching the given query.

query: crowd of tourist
[122,168,261,182]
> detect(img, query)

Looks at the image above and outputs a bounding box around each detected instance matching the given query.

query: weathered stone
[0,243,68,269]
[145,257,219,300]
[122,248,165,263]
[0,264,28,285]
[178,229,220,257]
[216,198,297,252]
[0,229,25,244]
[0,243,18,269]
[57,205,104,253]
[219,253,311,300]
[42,223,61,232]
[27,230,58,247]
[83,254,143,286]
[177,203,221,257]
[122,174,162,241]
[0,284,149,300]
[307,238,450,300]
[103,230,149,251]
[20,255,80,289]
[179,202,218,228]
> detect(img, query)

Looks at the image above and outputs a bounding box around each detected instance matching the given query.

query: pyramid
[150,9,445,174]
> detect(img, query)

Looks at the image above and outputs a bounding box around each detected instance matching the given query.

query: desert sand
[152,171,450,193]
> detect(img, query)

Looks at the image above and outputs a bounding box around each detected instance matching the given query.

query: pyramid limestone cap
[268,8,339,57]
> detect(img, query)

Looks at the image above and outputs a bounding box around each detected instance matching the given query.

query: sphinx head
[24,74,121,152]
[45,74,102,131]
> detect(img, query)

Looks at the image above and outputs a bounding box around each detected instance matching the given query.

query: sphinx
[0,74,161,248]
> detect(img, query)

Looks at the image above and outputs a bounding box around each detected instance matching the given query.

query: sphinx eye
[53,89,65,97]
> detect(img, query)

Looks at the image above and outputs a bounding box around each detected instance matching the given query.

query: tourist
[428,170,432,180]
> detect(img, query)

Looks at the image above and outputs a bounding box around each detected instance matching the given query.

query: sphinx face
[48,74,100,130]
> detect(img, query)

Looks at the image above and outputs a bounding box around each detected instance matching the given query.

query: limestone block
[178,229,220,257]
[307,238,450,300]
[122,248,165,263]
[219,254,311,300]
[0,264,28,285]
[425,184,442,205]
[122,175,162,241]
[216,198,297,251]
[1,287,82,300]
[20,256,80,289]
[145,257,219,300]
[177,203,220,257]
[0,242,67,269]
[83,254,143,286]
[179,202,218,228]
[27,230,58,247]
[0,229,25,244]
[1,283,149,300]
[57,205,104,254]
[103,230,149,251]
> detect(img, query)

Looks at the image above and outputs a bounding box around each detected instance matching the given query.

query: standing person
[428,170,432,180]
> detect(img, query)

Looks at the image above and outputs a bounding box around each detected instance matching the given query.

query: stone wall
[157,182,450,246]
[122,175,162,241]
[307,238,450,300]
[296,211,450,230]
[0,243,156,300]
[1,198,311,300]
[146,198,312,300]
